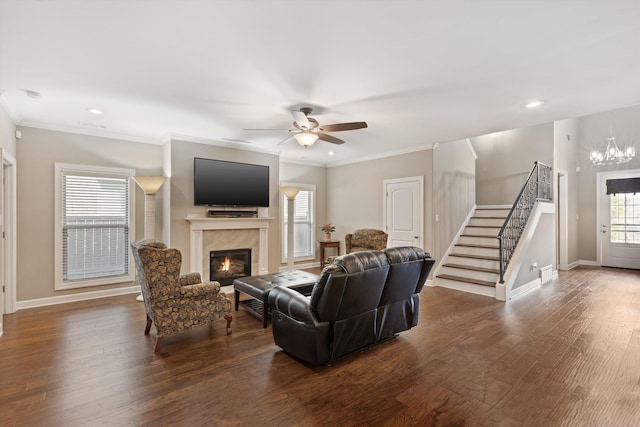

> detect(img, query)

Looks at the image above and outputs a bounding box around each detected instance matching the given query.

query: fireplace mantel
[185,214,272,282]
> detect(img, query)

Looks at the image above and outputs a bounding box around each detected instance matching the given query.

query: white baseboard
[510,278,541,300]
[16,285,141,310]
[579,260,599,267]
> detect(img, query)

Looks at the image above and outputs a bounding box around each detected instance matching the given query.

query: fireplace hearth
[210,248,251,285]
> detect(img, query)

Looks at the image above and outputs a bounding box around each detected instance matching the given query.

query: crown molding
[167,133,282,156]
[326,142,435,168]
[16,120,163,145]
[0,96,19,125]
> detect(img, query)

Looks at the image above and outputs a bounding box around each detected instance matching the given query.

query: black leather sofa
[268,247,435,365]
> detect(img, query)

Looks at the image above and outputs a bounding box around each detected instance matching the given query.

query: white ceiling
[2,0,640,165]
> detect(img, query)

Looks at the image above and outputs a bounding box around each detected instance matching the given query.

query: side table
[317,240,340,269]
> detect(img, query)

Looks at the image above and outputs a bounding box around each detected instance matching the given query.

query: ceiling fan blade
[318,122,368,132]
[318,132,345,145]
[292,110,310,130]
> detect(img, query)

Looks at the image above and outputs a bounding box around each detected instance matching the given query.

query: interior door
[384,177,423,248]
[599,170,640,269]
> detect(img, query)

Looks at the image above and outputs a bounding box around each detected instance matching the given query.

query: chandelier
[590,131,635,165]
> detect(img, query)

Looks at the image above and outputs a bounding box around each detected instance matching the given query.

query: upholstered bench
[233,270,319,328]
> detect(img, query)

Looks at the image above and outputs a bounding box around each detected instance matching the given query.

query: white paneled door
[383,176,423,249]
[598,169,640,269]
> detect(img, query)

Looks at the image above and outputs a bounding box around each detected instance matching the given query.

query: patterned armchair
[131,239,232,353]
[345,229,388,253]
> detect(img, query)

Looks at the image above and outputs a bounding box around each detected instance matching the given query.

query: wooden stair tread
[449,253,500,261]
[436,274,496,288]
[461,234,498,238]
[455,243,499,249]
[466,225,501,228]
[443,263,500,274]
[471,216,506,220]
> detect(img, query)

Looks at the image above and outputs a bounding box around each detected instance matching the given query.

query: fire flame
[222,256,231,272]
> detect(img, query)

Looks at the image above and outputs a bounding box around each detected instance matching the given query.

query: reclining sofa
[268,246,435,365]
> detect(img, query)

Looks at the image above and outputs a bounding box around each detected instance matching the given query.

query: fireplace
[210,248,251,285]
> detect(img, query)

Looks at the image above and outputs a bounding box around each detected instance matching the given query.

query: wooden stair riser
[439,266,500,283]
[458,235,500,246]
[467,217,506,227]
[452,245,500,257]
[446,255,500,270]
[463,226,501,237]
[472,208,510,218]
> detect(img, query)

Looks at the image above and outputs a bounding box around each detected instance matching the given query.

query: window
[281,184,316,261]
[55,164,135,290]
[610,192,640,244]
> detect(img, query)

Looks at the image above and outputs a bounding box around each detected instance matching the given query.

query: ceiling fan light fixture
[294,132,318,148]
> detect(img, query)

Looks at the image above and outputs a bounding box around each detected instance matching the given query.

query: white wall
[432,139,476,263]
[0,103,16,157]
[167,139,281,274]
[553,118,580,267]
[279,161,328,264]
[16,127,164,301]
[576,105,640,262]
[472,123,554,205]
[326,149,434,255]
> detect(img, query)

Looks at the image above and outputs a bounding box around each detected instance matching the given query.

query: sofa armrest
[179,281,221,298]
[179,273,202,286]
[268,286,316,324]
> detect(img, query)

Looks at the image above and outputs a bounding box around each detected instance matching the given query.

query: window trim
[280,182,316,263]
[54,163,136,290]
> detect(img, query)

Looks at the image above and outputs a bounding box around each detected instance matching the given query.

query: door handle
[414,236,419,239]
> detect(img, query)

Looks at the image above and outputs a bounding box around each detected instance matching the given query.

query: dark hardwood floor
[1,266,639,426]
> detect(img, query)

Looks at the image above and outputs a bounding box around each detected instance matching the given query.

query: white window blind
[282,187,315,260]
[55,164,135,289]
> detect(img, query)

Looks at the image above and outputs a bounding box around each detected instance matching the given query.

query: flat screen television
[194,157,270,207]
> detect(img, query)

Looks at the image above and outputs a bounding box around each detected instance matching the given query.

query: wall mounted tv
[194,158,270,207]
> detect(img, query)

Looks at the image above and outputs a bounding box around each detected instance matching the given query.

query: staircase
[435,207,509,296]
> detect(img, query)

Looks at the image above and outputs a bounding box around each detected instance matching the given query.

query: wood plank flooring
[1,266,639,426]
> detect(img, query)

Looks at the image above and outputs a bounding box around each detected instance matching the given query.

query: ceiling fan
[244,107,368,148]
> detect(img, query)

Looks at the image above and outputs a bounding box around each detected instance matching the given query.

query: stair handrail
[497,161,553,283]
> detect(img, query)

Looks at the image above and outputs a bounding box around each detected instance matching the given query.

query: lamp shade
[280,186,300,199]
[294,132,319,148]
[132,176,167,194]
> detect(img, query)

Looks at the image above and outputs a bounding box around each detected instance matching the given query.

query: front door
[383,177,423,248]
[598,169,640,269]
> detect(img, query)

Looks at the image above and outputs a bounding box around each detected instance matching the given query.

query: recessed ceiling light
[524,100,545,109]
[328,151,335,155]
[87,108,104,115]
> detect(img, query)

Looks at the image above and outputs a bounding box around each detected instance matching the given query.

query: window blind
[606,177,640,195]
[62,173,130,281]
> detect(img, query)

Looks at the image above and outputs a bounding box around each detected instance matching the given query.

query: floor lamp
[133,176,167,301]
[281,186,300,270]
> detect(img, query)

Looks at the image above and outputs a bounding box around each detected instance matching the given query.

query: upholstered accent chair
[345,229,388,253]
[131,239,232,353]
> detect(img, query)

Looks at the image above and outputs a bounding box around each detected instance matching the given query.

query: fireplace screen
[210,248,251,285]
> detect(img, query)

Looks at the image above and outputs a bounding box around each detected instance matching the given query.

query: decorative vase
[324,232,332,241]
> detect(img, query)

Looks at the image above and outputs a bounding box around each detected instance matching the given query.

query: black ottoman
[233,270,319,328]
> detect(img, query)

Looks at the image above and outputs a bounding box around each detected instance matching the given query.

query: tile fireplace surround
[185,214,271,292]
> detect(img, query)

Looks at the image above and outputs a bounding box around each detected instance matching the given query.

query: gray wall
[326,149,434,255]
[167,139,281,274]
[279,161,328,264]
[553,118,580,267]
[472,123,554,205]
[16,127,164,301]
[432,139,476,263]
[0,103,16,157]
[513,210,556,288]
[576,105,640,262]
